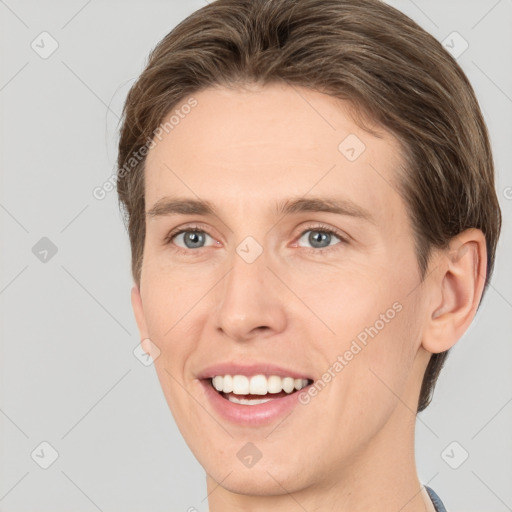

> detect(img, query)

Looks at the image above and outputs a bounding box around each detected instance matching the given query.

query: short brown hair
[116,0,502,411]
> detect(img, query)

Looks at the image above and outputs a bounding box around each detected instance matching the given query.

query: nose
[213,248,288,342]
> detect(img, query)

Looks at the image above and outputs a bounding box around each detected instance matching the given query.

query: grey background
[0,0,510,511]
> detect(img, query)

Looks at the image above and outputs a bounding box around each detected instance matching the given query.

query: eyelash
[164,223,348,255]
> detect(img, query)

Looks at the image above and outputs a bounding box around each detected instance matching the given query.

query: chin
[211,469,301,496]
[203,452,312,496]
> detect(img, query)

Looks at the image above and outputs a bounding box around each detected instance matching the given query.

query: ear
[131,283,151,354]
[422,228,487,354]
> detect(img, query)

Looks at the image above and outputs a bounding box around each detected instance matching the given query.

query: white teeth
[211,374,310,395]
[267,375,283,393]
[282,377,295,393]
[232,375,249,395]
[212,376,223,391]
[227,396,273,405]
[249,375,268,395]
[223,374,233,393]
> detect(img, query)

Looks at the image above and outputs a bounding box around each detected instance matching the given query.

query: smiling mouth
[208,374,314,405]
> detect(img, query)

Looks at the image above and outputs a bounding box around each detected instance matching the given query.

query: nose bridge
[214,241,286,340]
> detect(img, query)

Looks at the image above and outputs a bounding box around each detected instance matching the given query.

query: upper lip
[197,362,314,381]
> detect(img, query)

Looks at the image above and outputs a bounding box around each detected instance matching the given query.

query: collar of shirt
[425,486,447,512]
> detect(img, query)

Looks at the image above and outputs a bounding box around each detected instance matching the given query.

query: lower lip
[199,379,309,426]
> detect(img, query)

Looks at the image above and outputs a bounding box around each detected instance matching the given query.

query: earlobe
[131,283,150,343]
[422,229,487,354]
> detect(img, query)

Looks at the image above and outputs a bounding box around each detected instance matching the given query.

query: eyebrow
[146,196,375,224]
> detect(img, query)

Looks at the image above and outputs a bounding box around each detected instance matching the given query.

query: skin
[131,83,487,511]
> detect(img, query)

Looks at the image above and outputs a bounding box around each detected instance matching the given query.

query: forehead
[144,83,407,223]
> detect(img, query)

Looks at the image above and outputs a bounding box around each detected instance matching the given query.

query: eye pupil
[309,231,331,248]
[184,231,205,248]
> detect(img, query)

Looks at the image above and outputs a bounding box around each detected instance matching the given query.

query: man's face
[133,83,432,494]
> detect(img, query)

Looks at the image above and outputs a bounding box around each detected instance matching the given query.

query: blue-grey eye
[298,229,341,249]
[174,230,213,249]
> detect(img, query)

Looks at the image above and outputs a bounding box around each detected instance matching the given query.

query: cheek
[140,273,206,407]
[331,297,421,423]
[152,362,206,456]
[286,262,397,344]
[141,263,206,340]
[305,265,421,417]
